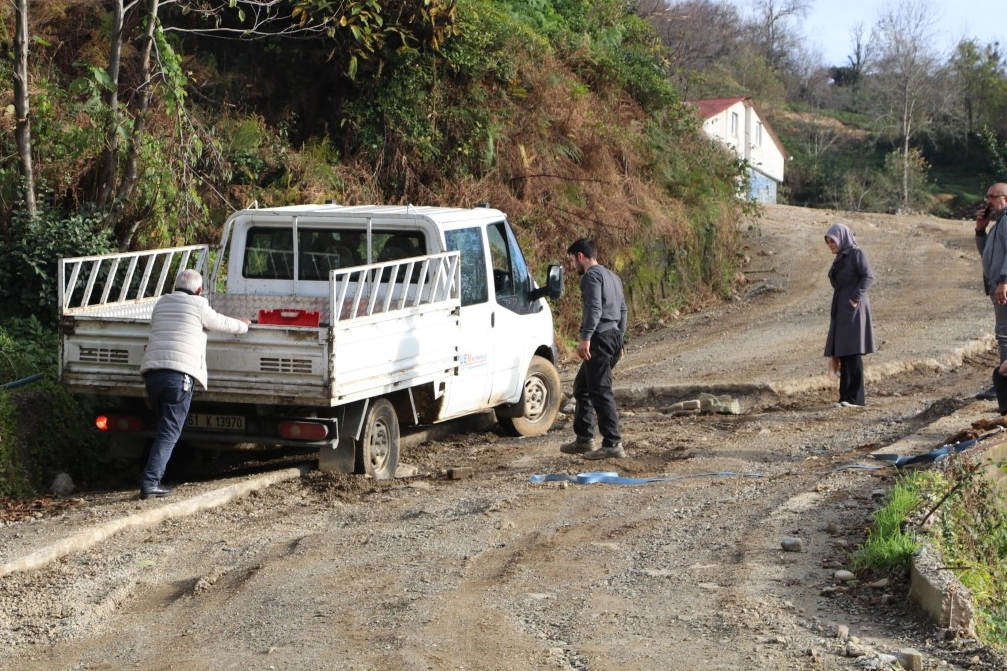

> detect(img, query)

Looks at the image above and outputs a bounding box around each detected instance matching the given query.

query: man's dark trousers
[572,328,622,447]
[142,369,193,490]
[993,366,1007,414]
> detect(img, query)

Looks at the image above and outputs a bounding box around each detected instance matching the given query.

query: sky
[733,0,1003,68]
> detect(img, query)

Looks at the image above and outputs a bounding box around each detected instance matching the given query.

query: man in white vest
[138,269,250,499]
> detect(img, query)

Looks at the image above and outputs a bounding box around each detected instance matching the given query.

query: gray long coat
[824,246,876,357]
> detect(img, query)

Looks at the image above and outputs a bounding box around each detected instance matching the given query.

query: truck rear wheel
[497,355,561,437]
[355,398,399,479]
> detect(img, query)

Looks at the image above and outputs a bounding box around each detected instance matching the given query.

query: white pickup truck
[58,204,564,478]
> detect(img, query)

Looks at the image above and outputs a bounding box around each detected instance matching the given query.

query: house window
[755,121,763,146]
[730,112,739,137]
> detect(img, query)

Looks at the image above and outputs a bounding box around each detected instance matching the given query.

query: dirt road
[1,204,1005,670]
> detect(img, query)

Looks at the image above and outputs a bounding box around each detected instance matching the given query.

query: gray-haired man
[138,269,250,499]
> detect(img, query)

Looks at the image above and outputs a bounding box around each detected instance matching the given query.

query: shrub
[928,456,1007,653]
[0,316,106,498]
[0,380,106,497]
[0,389,29,498]
[0,203,115,325]
[0,316,58,382]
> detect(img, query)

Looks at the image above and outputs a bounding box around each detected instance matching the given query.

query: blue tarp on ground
[530,471,762,485]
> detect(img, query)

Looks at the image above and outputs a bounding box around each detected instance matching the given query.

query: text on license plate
[186,414,246,431]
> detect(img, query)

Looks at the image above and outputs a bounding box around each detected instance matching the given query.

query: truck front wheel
[497,355,562,437]
[355,398,400,479]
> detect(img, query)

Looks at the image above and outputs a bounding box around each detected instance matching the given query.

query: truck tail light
[95,415,144,432]
[279,421,329,441]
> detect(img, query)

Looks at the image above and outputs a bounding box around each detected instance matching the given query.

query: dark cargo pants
[572,328,622,447]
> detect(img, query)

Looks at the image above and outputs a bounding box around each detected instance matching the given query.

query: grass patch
[851,473,925,576]
[857,457,1007,654]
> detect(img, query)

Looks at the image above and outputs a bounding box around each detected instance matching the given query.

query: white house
[689,96,788,204]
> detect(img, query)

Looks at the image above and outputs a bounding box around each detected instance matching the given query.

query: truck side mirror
[530,264,563,302]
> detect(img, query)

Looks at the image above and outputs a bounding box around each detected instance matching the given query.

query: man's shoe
[560,438,594,454]
[140,485,172,500]
[839,401,865,408]
[976,386,998,400]
[582,443,626,460]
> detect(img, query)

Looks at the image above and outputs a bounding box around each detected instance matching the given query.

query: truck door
[440,226,494,417]
[484,221,540,405]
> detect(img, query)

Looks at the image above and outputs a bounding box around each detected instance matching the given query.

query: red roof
[688,96,749,119]
[686,96,790,159]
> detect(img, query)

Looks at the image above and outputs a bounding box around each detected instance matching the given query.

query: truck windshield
[242,227,426,281]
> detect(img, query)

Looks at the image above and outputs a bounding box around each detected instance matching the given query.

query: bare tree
[641,0,742,86]
[12,0,37,219]
[747,0,812,72]
[96,0,125,209]
[868,0,941,207]
[103,0,321,246]
[111,0,160,249]
[847,22,872,82]
[785,40,829,102]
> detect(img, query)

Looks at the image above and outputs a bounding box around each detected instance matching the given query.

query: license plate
[186,413,246,431]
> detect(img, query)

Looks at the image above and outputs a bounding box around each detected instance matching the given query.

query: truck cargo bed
[59,247,462,407]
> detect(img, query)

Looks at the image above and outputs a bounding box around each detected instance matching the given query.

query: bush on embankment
[0,319,105,498]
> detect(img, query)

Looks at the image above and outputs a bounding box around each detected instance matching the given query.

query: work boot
[582,443,626,460]
[976,386,998,400]
[560,437,594,454]
[140,484,172,500]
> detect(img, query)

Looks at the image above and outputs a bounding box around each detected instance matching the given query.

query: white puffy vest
[139,292,248,389]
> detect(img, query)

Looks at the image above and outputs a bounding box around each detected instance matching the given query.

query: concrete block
[895,648,923,671]
[697,393,739,411]
[909,544,975,635]
[394,463,419,478]
[447,467,474,480]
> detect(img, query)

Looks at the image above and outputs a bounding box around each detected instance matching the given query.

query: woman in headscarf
[824,223,876,407]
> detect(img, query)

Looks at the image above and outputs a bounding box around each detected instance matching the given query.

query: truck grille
[79,347,130,364]
[259,357,313,374]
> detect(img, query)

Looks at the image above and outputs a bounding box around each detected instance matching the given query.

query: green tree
[947,39,1007,150]
[289,0,458,79]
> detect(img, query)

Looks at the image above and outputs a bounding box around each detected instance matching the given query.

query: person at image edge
[975,183,1007,400]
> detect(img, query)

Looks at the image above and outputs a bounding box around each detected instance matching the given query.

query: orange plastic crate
[257,309,320,327]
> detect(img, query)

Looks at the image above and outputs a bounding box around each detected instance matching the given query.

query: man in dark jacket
[975,182,1007,399]
[560,238,628,460]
